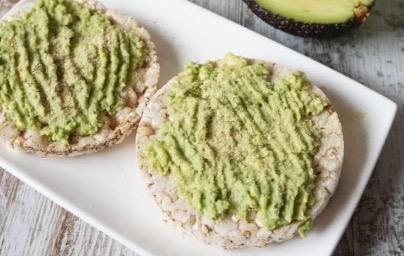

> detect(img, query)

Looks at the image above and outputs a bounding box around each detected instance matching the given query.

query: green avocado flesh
[145,54,328,234]
[256,0,374,24]
[0,0,148,144]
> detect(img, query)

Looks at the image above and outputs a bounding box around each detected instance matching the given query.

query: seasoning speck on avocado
[0,0,148,144]
[144,54,328,235]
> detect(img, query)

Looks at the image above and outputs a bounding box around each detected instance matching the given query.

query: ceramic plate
[1,0,397,255]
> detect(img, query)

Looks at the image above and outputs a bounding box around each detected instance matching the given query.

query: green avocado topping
[145,54,328,234]
[0,0,148,144]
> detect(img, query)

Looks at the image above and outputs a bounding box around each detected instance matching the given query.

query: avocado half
[243,0,375,38]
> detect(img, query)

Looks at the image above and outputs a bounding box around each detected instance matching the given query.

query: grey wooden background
[1,0,403,255]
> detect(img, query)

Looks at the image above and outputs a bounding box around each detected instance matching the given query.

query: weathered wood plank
[1,0,403,255]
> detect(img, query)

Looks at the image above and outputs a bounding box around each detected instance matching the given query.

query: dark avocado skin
[243,0,374,38]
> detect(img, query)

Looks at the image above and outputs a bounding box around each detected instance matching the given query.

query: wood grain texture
[1,0,403,255]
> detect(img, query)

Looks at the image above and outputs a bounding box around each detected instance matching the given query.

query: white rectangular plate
[1,0,397,255]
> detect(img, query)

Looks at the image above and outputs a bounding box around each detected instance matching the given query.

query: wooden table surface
[1,0,403,255]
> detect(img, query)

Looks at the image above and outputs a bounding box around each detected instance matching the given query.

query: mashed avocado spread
[145,54,327,235]
[0,0,148,144]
